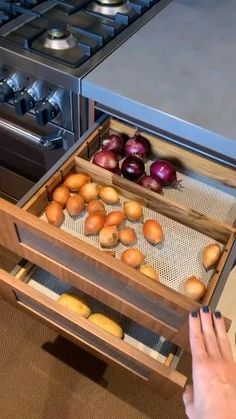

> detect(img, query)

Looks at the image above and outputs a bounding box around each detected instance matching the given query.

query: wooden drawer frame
[0,116,234,351]
[0,264,186,399]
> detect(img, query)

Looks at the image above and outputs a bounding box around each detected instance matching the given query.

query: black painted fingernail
[214,311,222,319]
[202,306,209,313]
[191,311,198,318]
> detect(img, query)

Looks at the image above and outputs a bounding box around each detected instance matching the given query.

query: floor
[0,263,235,419]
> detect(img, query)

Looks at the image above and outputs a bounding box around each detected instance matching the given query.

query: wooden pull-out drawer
[0,263,186,399]
[0,117,234,350]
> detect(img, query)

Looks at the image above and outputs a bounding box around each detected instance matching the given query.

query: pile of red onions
[150,160,179,187]
[124,132,151,159]
[102,134,124,156]
[121,156,145,181]
[92,130,181,192]
[92,150,119,173]
[138,175,163,194]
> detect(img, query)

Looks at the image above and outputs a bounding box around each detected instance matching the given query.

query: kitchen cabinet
[0,115,235,398]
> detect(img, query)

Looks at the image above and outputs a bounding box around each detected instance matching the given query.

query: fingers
[183,384,193,418]
[199,306,221,359]
[213,311,234,362]
[189,311,207,363]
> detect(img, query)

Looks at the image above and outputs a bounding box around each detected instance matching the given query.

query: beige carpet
[0,298,190,419]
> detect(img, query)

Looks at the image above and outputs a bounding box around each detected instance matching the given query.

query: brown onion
[184,276,206,301]
[52,185,70,208]
[99,225,119,247]
[123,201,143,221]
[121,248,144,268]
[104,211,125,227]
[119,227,137,246]
[66,195,85,216]
[80,182,101,203]
[99,186,120,204]
[45,202,64,227]
[64,173,90,192]
[87,200,106,215]
[203,243,221,270]
[84,212,106,235]
[140,265,159,280]
[143,219,164,244]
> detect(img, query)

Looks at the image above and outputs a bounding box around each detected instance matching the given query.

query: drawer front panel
[0,268,187,398]
[17,224,185,329]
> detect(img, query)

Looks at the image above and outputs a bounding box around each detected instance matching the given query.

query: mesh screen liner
[17,226,185,328]
[40,195,221,293]
[145,162,236,225]
[28,268,176,363]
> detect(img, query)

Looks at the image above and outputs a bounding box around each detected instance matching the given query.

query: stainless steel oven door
[0,115,74,203]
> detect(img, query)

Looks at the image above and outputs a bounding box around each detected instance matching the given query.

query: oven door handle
[0,118,63,150]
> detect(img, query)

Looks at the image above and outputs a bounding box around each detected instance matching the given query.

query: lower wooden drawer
[0,261,186,399]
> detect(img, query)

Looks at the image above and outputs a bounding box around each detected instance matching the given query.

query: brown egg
[52,185,70,208]
[64,173,90,192]
[66,195,85,216]
[143,219,164,244]
[184,276,206,302]
[121,248,144,268]
[45,201,64,227]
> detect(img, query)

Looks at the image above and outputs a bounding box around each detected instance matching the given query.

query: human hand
[183,307,236,419]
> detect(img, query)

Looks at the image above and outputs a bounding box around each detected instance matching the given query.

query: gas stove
[0,0,166,68]
[0,0,171,181]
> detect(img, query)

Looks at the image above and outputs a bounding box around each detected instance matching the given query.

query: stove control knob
[35,99,59,126]
[0,81,15,103]
[14,90,35,115]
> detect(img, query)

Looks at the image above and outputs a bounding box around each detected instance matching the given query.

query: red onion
[121,156,145,181]
[93,150,119,173]
[138,175,163,194]
[124,132,151,159]
[150,160,180,187]
[102,134,124,156]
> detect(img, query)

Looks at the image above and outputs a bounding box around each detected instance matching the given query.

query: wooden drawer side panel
[16,224,186,330]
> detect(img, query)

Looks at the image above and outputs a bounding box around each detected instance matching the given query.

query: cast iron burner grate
[1,0,161,67]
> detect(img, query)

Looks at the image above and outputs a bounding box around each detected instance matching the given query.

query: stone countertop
[82,0,236,164]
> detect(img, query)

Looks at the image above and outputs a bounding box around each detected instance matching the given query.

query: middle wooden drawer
[0,154,233,349]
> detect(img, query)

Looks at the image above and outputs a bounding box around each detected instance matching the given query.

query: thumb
[183,384,194,418]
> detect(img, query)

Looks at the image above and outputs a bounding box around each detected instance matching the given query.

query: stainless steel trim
[0,117,63,150]
[94,103,236,168]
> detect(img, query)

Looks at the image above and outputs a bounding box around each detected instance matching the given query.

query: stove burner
[96,0,125,5]
[43,23,77,50]
[89,0,131,16]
